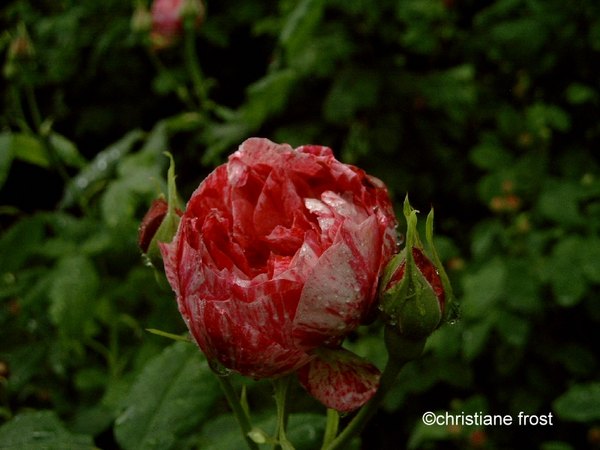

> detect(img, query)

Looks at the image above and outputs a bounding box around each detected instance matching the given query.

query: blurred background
[1,0,599,449]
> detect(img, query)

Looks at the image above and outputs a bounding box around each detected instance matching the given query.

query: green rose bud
[379,196,455,340]
[138,153,183,268]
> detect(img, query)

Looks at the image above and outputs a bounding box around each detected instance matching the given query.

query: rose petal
[297,347,381,412]
[293,240,363,348]
[292,215,382,348]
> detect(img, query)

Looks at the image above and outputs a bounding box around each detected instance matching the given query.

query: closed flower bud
[150,0,205,49]
[379,196,455,340]
[138,153,183,268]
[8,25,34,61]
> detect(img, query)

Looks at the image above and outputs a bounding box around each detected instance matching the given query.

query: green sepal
[143,152,183,268]
[426,208,458,324]
[378,195,444,339]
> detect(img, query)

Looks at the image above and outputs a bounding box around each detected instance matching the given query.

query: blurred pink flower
[150,0,204,49]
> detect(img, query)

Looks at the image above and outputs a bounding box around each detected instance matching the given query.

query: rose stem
[216,375,259,450]
[273,376,294,450]
[320,409,340,449]
[324,336,426,450]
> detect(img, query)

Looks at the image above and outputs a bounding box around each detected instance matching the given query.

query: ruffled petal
[297,347,380,412]
[292,215,382,348]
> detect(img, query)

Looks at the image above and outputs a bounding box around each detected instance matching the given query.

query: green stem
[324,334,426,450]
[216,375,259,450]
[273,376,294,450]
[145,47,196,110]
[183,18,210,112]
[24,85,42,130]
[320,409,340,449]
[323,358,404,450]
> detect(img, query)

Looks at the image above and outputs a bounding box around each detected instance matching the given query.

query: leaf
[470,134,512,170]
[537,181,583,226]
[461,258,506,319]
[60,129,145,208]
[0,133,14,190]
[545,237,588,307]
[49,254,99,340]
[0,410,94,450]
[9,132,50,167]
[242,69,298,128]
[540,442,575,450]
[580,237,600,283]
[101,179,137,227]
[565,83,597,105]
[49,132,87,168]
[279,0,326,60]
[0,215,45,274]
[526,102,571,134]
[199,413,325,450]
[494,310,530,348]
[114,342,220,450]
[553,383,600,422]
[323,69,380,124]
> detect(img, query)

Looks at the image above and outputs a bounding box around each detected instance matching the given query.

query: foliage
[1,0,599,449]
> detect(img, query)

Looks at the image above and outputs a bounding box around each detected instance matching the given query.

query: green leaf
[545,237,587,307]
[114,342,220,450]
[565,83,597,105]
[0,215,45,274]
[60,129,145,208]
[101,179,137,227]
[540,442,575,450]
[49,132,87,168]
[279,0,326,60]
[462,319,493,361]
[0,133,14,190]
[0,410,94,449]
[470,134,512,170]
[580,237,600,283]
[537,181,583,226]
[49,255,99,339]
[526,102,571,134]
[553,382,600,422]
[461,259,506,319]
[243,69,298,128]
[323,69,380,124]
[7,132,50,167]
[199,413,325,450]
[494,310,530,348]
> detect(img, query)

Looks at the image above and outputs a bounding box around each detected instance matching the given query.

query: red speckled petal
[297,348,381,412]
[292,215,380,348]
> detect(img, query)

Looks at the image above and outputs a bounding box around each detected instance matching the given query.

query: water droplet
[208,358,232,376]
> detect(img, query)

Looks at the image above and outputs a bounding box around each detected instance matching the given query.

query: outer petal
[293,215,381,348]
[297,347,381,412]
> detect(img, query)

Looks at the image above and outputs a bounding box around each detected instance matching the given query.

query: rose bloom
[150,0,204,48]
[161,138,398,411]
